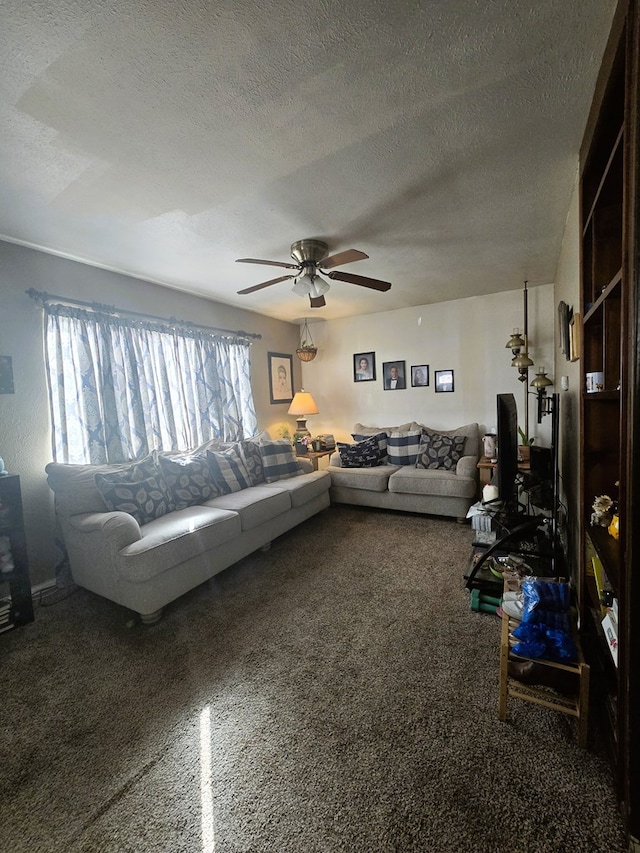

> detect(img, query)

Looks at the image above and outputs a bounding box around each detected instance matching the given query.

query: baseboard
[31,579,57,599]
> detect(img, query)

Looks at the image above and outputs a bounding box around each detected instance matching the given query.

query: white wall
[553,175,582,567]
[300,285,555,446]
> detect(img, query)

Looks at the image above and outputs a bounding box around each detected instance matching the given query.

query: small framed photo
[353,352,376,382]
[383,360,406,390]
[268,352,294,404]
[411,364,429,387]
[434,369,454,393]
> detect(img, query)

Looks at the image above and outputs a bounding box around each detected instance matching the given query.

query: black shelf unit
[0,475,34,633]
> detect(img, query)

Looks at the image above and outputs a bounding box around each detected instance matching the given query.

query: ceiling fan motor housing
[290,239,329,270]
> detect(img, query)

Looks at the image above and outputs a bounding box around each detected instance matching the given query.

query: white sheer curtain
[44,304,257,464]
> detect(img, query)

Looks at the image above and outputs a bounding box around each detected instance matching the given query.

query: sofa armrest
[66,511,142,550]
[297,457,314,474]
[456,455,478,478]
[329,451,342,466]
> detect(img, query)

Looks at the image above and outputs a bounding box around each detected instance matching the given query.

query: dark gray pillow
[337,435,384,468]
[351,431,387,462]
[415,433,466,470]
[157,453,219,509]
[94,472,171,525]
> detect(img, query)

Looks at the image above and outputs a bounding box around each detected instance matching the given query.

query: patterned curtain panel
[44,304,258,464]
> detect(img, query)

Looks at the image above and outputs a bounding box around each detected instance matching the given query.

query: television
[495,393,519,504]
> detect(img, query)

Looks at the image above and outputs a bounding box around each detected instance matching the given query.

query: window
[44,303,257,464]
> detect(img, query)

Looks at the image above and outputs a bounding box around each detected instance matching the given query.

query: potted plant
[517,427,534,463]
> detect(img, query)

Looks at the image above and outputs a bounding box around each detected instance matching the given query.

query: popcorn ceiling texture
[0,0,618,321]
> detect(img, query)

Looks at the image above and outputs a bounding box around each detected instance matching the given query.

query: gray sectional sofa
[46,438,331,624]
[328,421,479,520]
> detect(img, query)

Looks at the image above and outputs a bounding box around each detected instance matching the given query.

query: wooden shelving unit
[0,475,34,633]
[578,0,639,839]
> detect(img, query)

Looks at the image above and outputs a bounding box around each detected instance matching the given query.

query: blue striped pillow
[386,429,422,465]
[259,440,303,483]
[206,447,251,494]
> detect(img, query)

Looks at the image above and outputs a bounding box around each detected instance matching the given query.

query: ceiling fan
[236,238,391,308]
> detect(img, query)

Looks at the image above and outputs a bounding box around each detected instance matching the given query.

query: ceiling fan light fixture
[292,272,330,299]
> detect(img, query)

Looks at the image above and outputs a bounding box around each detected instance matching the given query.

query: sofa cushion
[207,447,251,494]
[259,440,303,483]
[388,467,477,499]
[386,429,422,465]
[414,421,480,459]
[206,486,291,530]
[415,433,467,470]
[337,435,383,468]
[116,506,241,582]
[157,453,219,509]
[266,470,331,508]
[328,465,400,492]
[94,472,172,525]
[353,422,414,435]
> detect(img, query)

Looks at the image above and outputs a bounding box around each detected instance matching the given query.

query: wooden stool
[498,577,590,748]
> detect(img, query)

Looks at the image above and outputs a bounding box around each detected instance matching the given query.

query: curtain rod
[26,288,262,340]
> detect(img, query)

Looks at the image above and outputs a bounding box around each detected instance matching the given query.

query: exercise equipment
[470,588,502,614]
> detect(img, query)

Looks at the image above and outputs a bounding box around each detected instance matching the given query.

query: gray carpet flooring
[0,505,628,852]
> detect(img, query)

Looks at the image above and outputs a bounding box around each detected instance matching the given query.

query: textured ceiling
[0,0,617,322]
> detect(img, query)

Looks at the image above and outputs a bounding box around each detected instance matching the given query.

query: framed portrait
[411,364,429,387]
[382,360,406,390]
[434,369,454,393]
[353,351,376,382]
[268,352,294,404]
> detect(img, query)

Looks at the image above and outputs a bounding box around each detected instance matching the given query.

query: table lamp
[287,390,318,436]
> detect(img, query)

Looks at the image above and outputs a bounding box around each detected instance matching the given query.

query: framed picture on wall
[434,369,454,393]
[353,352,376,382]
[411,364,429,387]
[268,352,294,404]
[382,360,406,390]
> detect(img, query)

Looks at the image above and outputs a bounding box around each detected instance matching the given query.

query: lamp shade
[288,390,319,416]
[292,273,330,298]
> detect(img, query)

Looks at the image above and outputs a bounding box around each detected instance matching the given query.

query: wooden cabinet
[0,475,34,633]
[578,0,639,838]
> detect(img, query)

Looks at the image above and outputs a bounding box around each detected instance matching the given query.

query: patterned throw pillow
[415,433,467,470]
[206,447,251,494]
[259,440,303,483]
[351,431,388,462]
[94,472,172,525]
[386,430,423,465]
[238,439,264,486]
[157,453,219,509]
[338,435,384,468]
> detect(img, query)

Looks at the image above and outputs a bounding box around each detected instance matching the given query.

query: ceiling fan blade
[318,249,369,269]
[309,295,326,308]
[326,270,391,291]
[236,258,299,270]
[237,275,295,295]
